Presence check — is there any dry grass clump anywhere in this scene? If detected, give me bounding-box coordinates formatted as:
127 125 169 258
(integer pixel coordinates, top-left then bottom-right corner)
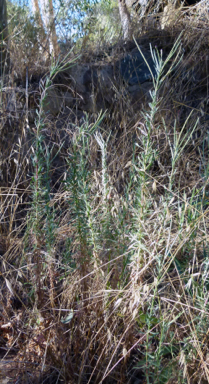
1 6 209 384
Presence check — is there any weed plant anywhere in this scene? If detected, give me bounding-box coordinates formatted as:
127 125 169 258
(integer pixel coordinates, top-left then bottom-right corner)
1 18 209 384
125 38 209 384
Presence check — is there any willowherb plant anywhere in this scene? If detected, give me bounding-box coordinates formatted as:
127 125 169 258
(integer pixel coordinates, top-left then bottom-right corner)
25 54 78 308
126 35 204 383
2 16 209 383
63 113 105 272
123 34 209 383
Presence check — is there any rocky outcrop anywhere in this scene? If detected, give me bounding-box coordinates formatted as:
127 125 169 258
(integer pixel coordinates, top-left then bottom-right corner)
40 43 154 118
1 41 155 125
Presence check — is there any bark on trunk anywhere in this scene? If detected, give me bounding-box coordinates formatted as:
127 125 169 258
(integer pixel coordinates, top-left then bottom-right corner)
31 0 45 32
0 0 9 76
31 0 49 52
118 0 132 40
41 0 60 56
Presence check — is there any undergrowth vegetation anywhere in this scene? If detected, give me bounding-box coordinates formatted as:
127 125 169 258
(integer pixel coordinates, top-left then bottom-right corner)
1 2 209 383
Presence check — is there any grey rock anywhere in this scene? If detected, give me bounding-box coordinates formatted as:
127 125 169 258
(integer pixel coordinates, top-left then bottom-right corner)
128 81 153 96
40 46 155 116
63 91 76 108
42 87 62 116
83 68 98 91
69 64 89 93
119 49 156 85
97 65 113 89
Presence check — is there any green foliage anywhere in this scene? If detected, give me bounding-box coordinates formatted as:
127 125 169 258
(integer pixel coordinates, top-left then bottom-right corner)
6 0 119 53
63 114 104 266
2 11 209 382
7 1 40 48
57 0 101 41
83 0 120 43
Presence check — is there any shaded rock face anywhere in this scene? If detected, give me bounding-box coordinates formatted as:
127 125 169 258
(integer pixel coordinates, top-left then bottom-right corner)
42 88 63 116
1 40 156 128
81 65 115 112
40 44 153 118
117 48 156 85
79 48 153 111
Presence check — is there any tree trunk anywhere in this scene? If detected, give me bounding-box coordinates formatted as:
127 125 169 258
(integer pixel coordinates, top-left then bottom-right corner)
31 0 49 53
0 0 9 76
31 0 45 32
41 0 60 56
32 0 59 57
118 0 132 40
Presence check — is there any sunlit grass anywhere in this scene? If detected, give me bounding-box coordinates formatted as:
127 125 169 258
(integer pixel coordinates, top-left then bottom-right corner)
1 11 209 384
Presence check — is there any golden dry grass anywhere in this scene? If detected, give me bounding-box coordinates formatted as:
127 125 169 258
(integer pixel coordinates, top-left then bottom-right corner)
1 3 209 383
